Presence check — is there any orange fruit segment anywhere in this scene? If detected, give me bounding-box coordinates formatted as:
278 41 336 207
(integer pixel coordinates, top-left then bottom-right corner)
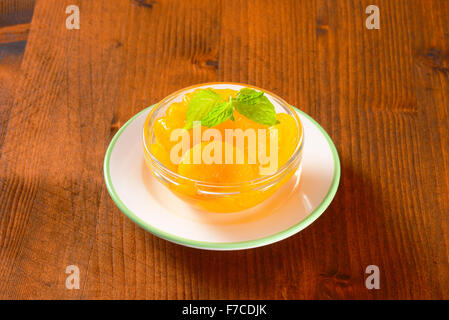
165 102 188 128
178 141 259 183
270 113 300 167
149 142 178 172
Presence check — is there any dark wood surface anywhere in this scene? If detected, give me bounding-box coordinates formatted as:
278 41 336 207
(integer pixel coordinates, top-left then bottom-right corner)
0 0 448 299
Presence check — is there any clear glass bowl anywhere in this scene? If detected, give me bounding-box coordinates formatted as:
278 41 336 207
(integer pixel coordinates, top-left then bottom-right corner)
143 83 304 213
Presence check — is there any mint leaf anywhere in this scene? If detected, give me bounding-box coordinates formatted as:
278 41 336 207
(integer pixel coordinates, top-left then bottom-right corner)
182 87 279 129
233 89 279 126
184 89 222 130
201 102 234 127
236 88 265 104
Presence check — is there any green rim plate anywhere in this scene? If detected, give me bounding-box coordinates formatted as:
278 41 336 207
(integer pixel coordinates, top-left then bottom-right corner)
103 105 341 250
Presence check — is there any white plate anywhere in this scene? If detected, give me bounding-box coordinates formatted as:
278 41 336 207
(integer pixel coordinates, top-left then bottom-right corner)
104 106 340 250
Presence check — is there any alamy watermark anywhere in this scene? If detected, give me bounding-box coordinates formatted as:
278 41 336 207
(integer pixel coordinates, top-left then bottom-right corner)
65 265 80 289
168 125 279 176
365 265 380 289
66 5 80 30
366 5 380 30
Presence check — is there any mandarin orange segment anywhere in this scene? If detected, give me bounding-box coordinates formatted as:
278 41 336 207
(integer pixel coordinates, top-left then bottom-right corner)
214 110 269 163
213 88 237 101
269 113 300 167
178 141 259 184
154 101 190 156
149 142 178 171
153 117 171 150
165 102 188 128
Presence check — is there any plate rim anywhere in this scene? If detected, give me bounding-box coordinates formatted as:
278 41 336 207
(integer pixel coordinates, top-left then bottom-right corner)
103 105 341 250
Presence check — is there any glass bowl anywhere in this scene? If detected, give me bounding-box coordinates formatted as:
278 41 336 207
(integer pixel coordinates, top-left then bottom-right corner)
143 82 304 213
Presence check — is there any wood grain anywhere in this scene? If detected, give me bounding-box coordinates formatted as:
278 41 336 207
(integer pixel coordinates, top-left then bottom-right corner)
0 0 35 162
0 0 36 27
0 0 448 299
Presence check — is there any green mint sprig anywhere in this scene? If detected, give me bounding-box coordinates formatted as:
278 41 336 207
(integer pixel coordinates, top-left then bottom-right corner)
183 88 279 129
200 101 235 127
232 89 280 126
184 89 222 130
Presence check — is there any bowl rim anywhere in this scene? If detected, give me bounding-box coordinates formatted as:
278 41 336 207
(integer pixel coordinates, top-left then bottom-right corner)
142 82 305 188
103 105 341 250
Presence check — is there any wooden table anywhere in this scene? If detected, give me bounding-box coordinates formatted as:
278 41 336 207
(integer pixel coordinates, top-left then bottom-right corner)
0 0 448 300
